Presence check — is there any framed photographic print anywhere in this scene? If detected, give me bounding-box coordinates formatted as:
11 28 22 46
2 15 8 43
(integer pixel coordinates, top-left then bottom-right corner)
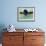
17 7 35 22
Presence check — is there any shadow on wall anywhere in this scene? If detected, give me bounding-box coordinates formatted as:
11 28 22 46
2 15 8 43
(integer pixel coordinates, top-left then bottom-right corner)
0 24 7 43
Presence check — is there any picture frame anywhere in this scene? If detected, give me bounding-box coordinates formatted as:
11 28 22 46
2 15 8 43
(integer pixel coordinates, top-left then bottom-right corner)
17 7 35 22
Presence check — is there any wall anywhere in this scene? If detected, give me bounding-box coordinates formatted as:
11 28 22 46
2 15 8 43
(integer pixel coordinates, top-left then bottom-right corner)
0 0 46 29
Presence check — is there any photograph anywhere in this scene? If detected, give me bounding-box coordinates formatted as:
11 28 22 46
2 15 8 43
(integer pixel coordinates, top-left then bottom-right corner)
17 7 35 22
